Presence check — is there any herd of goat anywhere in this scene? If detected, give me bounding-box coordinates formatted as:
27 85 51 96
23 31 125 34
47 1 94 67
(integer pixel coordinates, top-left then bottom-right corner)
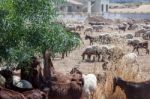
65 19 150 99
81 22 150 63
0 50 98 99
1 19 150 99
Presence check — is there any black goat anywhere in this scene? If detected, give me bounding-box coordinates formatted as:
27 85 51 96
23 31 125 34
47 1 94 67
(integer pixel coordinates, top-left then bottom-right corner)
128 40 149 55
113 77 150 99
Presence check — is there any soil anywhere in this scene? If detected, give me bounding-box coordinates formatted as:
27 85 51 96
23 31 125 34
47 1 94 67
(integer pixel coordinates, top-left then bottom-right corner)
53 26 150 81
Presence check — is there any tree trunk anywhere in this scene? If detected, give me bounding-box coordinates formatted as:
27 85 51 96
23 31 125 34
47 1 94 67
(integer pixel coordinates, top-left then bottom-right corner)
43 49 54 81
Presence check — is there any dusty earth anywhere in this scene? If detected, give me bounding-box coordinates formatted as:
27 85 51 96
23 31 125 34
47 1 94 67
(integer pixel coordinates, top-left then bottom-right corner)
53 26 150 81
109 4 150 13
50 21 150 99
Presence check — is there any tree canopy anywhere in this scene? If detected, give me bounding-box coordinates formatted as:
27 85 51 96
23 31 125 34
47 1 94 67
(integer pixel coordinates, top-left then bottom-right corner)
0 0 81 65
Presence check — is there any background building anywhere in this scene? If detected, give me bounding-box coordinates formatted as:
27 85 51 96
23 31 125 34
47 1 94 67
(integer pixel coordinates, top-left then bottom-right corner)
58 0 110 15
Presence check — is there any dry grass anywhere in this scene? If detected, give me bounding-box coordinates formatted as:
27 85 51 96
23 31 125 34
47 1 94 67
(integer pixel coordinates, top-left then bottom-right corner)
91 39 140 99
92 59 140 99
53 23 150 99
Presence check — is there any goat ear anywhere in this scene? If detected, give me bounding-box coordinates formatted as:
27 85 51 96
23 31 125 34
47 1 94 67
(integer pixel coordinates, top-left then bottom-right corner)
116 77 123 83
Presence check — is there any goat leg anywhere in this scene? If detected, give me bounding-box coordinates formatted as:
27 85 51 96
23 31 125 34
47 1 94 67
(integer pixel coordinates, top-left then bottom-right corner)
136 48 139 55
132 47 136 53
146 48 149 54
88 55 91 60
82 54 85 60
98 55 100 62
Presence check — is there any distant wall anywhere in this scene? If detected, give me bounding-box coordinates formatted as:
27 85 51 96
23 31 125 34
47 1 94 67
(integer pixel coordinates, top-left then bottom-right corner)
103 13 150 20
58 13 87 23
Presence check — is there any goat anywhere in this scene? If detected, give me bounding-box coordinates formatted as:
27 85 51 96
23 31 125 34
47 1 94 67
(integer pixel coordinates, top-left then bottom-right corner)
125 34 133 39
122 53 138 65
65 24 76 32
113 77 150 99
70 67 99 99
142 31 150 40
89 22 105 26
118 26 126 32
82 74 97 99
81 45 99 62
43 50 84 99
76 25 84 31
99 34 112 44
128 40 149 55
134 29 147 37
0 86 26 99
128 23 138 30
70 67 97 99
70 67 82 75
85 35 98 45
0 74 5 87
127 39 140 46
117 23 128 32
92 25 103 32
122 53 139 72
107 46 124 62
22 89 48 99
84 27 93 35
0 69 33 92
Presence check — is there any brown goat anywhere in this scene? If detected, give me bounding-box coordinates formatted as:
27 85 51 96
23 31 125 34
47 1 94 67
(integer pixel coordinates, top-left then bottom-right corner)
84 28 93 35
76 25 84 31
22 89 48 99
42 50 84 99
70 67 82 75
85 35 98 45
0 86 26 99
48 78 83 99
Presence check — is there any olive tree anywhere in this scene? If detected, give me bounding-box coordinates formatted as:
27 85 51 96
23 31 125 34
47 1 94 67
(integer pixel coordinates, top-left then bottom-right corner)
0 0 81 66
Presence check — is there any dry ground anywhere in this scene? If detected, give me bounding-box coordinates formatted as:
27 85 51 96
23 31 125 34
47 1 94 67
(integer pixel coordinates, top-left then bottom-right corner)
109 4 150 13
53 25 150 99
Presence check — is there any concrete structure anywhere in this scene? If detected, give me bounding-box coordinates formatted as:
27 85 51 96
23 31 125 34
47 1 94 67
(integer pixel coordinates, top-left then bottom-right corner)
91 0 109 14
99 0 109 14
57 0 110 23
58 0 83 13
58 0 110 15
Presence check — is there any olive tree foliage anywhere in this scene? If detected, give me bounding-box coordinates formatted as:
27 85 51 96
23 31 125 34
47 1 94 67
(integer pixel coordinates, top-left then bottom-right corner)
0 0 81 66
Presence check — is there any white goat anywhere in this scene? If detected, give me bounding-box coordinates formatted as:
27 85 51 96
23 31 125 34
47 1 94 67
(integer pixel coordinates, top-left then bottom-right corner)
122 53 139 71
122 53 138 65
82 74 97 99
12 69 21 85
12 69 32 88
0 74 6 87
